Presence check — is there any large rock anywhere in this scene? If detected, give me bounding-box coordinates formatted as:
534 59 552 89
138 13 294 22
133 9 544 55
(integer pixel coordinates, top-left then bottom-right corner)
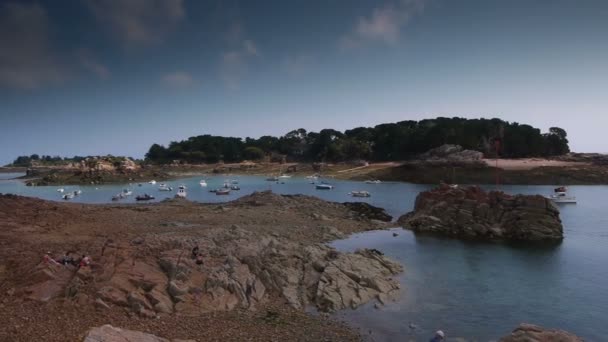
83 325 192 342
343 202 392 222
499 323 583 342
419 144 484 161
398 185 563 242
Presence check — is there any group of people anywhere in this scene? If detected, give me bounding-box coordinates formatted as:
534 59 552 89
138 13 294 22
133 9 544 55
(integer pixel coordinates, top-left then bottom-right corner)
43 251 91 268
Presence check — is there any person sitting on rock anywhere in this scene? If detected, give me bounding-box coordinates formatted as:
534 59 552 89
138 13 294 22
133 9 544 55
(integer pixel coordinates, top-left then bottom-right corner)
429 330 445 342
78 255 91 268
59 251 75 266
43 252 60 266
191 246 199 259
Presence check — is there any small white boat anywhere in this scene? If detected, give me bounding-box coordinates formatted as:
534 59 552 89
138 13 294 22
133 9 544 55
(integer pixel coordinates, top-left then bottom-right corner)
122 189 133 196
365 180 382 184
158 184 173 191
231 179 239 184
349 190 371 197
112 193 124 201
57 188 65 193
62 193 74 200
148 180 157 185
199 180 207 187
547 186 576 204
175 185 187 198
316 184 333 190
73 190 82 196
278 174 292 179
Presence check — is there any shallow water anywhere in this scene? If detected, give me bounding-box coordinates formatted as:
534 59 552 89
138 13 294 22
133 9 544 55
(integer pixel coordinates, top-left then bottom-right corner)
0 174 605 341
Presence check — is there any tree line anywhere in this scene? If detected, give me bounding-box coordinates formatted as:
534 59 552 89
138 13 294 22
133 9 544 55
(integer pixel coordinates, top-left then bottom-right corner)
144 117 570 164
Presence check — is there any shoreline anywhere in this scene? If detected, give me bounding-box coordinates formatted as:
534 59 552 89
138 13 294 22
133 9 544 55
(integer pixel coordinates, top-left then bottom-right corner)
4 158 608 186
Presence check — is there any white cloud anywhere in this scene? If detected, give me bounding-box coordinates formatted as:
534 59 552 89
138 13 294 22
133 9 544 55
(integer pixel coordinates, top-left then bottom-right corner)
341 0 427 49
0 3 66 89
86 0 185 45
220 39 260 89
79 51 110 80
162 71 194 87
282 54 315 76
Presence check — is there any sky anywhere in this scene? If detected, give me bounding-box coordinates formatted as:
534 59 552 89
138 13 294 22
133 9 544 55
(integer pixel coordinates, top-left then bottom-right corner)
1 0 607 164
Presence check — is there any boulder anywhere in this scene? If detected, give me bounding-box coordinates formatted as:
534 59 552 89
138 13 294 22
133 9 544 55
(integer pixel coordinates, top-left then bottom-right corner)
398 185 563 242
499 323 583 342
419 144 484 161
343 202 392 222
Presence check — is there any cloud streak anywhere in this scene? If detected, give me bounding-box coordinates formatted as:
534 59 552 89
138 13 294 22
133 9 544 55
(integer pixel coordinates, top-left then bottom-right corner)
86 0 185 45
162 71 194 87
341 0 427 49
220 39 260 89
0 2 66 89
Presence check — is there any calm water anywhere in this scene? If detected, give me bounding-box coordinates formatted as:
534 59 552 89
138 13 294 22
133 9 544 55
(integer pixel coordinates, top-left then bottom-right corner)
1 173 605 341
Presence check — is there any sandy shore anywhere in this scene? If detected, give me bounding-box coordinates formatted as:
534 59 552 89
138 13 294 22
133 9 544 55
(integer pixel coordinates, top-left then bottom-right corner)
483 158 589 170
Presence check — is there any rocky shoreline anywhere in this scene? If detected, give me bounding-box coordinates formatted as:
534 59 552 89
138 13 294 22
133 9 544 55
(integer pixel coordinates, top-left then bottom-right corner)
0 191 400 341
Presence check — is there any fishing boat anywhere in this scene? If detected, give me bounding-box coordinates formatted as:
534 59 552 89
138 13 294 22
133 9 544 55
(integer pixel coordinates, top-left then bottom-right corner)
364 180 381 184
349 190 371 197
548 186 576 204
136 194 155 201
199 180 207 187
122 189 133 196
216 189 230 195
73 190 82 196
148 180 157 184
230 185 240 191
158 184 173 191
62 193 74 200
57 188 65 193
316 184 333 190
175 185 187 198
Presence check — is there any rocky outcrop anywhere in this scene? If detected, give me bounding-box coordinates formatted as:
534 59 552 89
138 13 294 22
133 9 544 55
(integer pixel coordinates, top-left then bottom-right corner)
343 202 392 222
83 325 194 342
419 144 484 161
21 226 402 316
398 185 563 242
499 323 583 342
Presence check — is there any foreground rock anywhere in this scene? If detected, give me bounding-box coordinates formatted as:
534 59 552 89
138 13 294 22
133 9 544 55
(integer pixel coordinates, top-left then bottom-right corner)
84 325 193 342
499 323 583 342
398 185 563 242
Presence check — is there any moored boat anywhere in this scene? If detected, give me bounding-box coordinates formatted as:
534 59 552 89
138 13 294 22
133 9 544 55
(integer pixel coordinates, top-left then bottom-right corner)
122 189 133 196
57 188 65 193
266 176 279 181
199 180 207 187
62 193 74 200
216 189 230 195
135 194 155 201
316 184 333 190
548 186 576 204
158 184 173 191
175 185 187 198
230 185 240 190
364 180 381 184
148 180 157 185
349 190 371 197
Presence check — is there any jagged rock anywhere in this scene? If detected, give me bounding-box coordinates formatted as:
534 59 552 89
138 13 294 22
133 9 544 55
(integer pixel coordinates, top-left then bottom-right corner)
398 186 563 242
343 202 392 222
499 323 583 342
95 298 110 309
315 249 402 312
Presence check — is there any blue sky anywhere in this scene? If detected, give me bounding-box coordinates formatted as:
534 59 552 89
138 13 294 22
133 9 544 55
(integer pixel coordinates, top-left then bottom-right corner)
1 0 607 164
